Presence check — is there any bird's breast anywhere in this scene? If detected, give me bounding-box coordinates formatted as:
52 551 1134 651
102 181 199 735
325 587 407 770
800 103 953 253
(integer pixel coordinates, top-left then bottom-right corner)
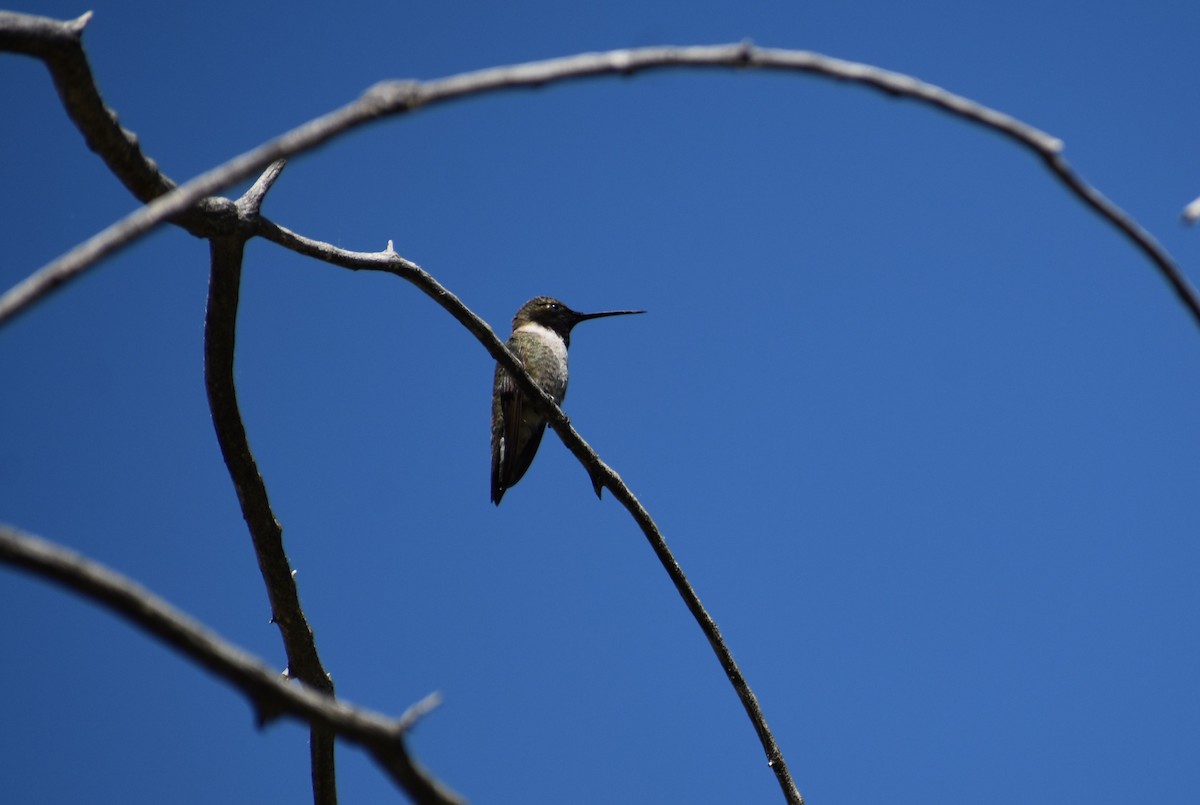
512 322 569 403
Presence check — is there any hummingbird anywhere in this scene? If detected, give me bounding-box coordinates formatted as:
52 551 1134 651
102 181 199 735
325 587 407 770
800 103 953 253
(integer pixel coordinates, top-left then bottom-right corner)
491 296 644 505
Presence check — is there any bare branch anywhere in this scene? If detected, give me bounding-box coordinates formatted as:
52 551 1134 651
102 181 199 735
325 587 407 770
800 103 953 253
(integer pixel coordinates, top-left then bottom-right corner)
0 11 232 236
205 174 338 803
0 523 465 804
4 28 1197 333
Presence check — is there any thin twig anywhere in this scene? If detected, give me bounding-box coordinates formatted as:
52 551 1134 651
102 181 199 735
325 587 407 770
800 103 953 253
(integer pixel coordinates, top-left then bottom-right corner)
0 523 464 805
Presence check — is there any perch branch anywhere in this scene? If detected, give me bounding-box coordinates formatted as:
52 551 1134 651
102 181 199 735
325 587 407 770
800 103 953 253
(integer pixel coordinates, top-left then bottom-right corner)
0 523 464 805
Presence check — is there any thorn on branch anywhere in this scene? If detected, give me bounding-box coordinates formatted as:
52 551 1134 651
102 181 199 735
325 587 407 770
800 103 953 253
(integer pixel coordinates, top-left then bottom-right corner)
1183 195 1200 225
588 468 605 500
395 691 444 734
254 699 286 729
66 10 92 35
237 159 287 219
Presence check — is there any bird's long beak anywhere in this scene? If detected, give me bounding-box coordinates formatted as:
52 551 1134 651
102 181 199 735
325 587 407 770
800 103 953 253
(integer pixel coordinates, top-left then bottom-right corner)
575 308 646 322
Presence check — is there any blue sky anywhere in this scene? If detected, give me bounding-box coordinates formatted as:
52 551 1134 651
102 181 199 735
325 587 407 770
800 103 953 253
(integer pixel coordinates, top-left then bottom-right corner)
3 1 1200 803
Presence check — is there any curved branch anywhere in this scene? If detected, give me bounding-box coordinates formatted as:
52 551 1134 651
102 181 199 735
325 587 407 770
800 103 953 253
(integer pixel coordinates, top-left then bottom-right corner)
1043 153 1200 325
0 523 464 805
3 30 1197 332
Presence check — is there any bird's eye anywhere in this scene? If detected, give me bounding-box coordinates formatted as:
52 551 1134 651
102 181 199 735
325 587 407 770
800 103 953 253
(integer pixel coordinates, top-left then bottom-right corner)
548 303 559 310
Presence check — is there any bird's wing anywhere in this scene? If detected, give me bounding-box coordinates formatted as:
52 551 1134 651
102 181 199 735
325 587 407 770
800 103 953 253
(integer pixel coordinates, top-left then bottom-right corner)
491 362 547 504
491 364 517 504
